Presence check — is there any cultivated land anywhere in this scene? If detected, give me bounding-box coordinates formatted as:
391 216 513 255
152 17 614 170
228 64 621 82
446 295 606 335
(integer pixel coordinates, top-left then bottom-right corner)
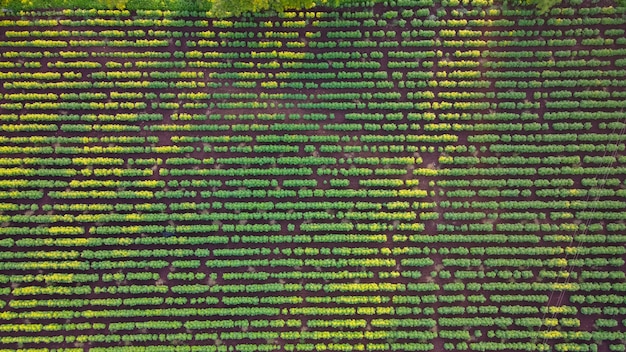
0 0 626 351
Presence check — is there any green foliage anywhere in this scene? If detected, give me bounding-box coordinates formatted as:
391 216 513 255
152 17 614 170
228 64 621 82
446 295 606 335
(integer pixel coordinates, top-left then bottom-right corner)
210 0 319 17
1 0 328 12
1 2 626 351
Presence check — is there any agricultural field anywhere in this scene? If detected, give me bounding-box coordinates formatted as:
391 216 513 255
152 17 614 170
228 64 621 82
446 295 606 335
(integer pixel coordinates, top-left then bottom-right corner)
0 0 626 351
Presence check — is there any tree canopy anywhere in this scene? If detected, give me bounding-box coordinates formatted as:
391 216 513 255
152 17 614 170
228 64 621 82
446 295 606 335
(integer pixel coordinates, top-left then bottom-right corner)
211 0 322 17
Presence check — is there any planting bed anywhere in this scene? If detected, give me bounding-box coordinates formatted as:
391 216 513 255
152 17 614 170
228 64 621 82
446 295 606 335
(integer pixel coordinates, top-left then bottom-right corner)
0 0 626 351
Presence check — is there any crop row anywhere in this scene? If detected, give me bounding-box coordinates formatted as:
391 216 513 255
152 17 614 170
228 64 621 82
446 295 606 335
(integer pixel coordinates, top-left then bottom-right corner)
1 1 625 351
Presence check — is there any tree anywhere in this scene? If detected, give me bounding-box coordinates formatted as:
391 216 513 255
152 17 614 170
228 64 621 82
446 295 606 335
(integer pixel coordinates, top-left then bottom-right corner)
100 0 129 9
507 0 562 14
211 0 321 17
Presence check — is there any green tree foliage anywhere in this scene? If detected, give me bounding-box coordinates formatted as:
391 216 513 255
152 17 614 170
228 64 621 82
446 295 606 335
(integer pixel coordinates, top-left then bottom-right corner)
508 0 562 14
211 0 321 17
